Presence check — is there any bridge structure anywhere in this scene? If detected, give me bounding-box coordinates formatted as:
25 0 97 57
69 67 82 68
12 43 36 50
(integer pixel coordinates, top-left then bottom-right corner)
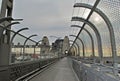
0 0 120 81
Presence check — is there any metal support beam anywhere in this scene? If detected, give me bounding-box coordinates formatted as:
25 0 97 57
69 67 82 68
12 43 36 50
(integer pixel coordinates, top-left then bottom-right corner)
70 40 79 56
4 22 20 29
10 27 29 63
10 27 29 43
72 17 103 64
23 34 37 61
70 45 77 56
71 0 100 49
0 22 20 38
74 2 118 74
71 25 95 61
70 35 85 58
0 18 13 68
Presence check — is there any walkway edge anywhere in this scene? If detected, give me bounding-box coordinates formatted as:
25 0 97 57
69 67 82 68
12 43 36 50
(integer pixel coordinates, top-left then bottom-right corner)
69 58 80 81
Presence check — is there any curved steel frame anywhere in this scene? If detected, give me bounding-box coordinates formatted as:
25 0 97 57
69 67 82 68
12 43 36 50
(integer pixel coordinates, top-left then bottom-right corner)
70 43 77 56
70 40 79 56
0 22 20 38
72 17 103 63
10 28 29 43
23 34 37 61
36 40 42 45
71 25 95 58
4 22 20 29
24 34 37 46
74 3 117 68
71 44 77 56
0 21 20 32
70 35 85 58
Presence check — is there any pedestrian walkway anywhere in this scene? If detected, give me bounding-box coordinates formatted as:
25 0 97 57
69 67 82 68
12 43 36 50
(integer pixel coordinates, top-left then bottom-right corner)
30 57 79 81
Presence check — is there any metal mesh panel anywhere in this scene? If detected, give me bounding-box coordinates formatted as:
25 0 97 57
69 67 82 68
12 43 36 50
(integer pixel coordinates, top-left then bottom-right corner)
72 0 120 64
25 40 36 56
74 44 78 55
76 39 83 56
97 0 120 57
89 12 112 57
71 7 90 36
79 31 92 57
11 32 26 45
10 31 37 63
71 21 81 36
84 24 98 57
73 8 91 19
78 33 85 57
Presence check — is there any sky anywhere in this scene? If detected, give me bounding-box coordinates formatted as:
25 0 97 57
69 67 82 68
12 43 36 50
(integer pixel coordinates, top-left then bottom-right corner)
12 0 75 44
1 0 120 56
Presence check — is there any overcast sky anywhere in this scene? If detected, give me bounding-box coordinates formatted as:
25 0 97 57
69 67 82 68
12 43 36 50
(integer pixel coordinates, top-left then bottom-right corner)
12 0 75 44
11 0 120 56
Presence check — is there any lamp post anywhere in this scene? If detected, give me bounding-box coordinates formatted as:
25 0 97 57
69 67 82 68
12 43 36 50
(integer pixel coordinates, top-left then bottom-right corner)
23 34 37 61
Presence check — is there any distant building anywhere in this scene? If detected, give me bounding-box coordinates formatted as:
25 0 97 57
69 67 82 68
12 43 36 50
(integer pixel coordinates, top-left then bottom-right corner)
62 36 70 54
51 36 70 54
52 39 63 54
40 36 50 55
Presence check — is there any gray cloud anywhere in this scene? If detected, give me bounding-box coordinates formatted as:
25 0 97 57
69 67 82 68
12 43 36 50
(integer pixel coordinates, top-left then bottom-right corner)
12 0 74 44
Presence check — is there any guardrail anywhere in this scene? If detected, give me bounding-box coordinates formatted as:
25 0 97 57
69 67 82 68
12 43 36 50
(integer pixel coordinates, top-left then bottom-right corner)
72 58 120 81
0 58 59 81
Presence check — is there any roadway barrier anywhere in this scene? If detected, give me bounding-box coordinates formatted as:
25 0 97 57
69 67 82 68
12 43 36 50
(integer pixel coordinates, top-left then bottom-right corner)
72 59 120 81
0 58 59 81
